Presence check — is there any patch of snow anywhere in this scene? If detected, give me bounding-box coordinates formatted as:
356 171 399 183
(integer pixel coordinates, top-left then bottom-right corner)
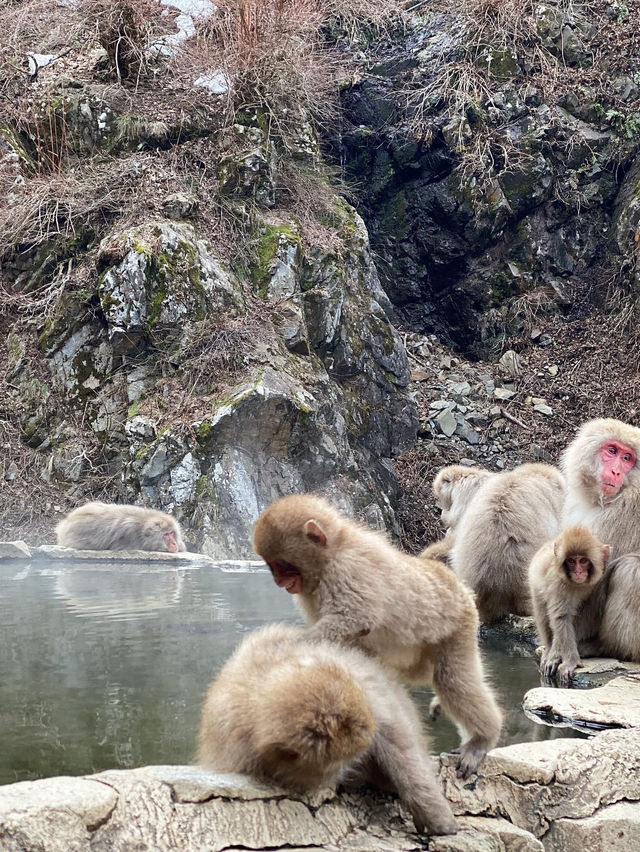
194 71 230 95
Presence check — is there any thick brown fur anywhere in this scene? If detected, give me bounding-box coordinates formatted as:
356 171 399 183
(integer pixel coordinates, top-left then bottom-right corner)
561 419 640 662
449 463 566 622
418 536 455 565
600 556 640 662
529 526 610 685
253 494 503 778
56 502 186 552
198 623 458 836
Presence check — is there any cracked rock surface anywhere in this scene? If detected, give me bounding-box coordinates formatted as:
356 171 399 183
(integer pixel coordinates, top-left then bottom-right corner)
440 729 640 845
0 766 542 852
1 732 639 851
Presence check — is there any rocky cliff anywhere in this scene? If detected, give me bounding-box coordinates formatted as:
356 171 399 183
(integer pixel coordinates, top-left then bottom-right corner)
2 0 640 553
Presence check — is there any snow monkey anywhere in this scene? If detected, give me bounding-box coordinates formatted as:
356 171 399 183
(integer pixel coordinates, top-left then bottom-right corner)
529 526 611 685
448 463 566 622
418 536 455 564
600 555 640 662
56 502 186 553
252 494 503 778
198 623 458 836
561 418 640 661
418 465 493 565
432 465 493 531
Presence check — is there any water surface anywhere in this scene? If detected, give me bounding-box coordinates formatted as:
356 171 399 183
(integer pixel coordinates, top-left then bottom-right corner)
0 559 581 785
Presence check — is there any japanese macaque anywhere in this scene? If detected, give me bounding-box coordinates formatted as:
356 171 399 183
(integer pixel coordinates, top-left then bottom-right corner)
562 418 640 555
253 494 503 778
561 419 640 661
198 623 458 836
600 556 640 662
432 465 493 531
418 536 455 564
418 466 493 567
529 526 611 685
449 463 566 622
56 502 186 553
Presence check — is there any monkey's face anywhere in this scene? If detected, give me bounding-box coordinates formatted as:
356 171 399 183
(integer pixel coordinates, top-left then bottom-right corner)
253 498 332 595
269 560 303 594
597 440 636 497
162 528 181 553
564 555 593 585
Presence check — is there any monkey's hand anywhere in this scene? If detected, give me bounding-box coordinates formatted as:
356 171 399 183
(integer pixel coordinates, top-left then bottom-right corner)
556 658 581 687
305 616 369 646
452 741 487 779
541 652 561 681
428 696 442 722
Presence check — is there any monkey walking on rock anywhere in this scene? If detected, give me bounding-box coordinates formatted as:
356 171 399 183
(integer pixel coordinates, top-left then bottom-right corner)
253 493 503 778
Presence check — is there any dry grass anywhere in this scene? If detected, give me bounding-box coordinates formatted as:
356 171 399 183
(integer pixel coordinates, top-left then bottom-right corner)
179 0 338 144
405 0 640 181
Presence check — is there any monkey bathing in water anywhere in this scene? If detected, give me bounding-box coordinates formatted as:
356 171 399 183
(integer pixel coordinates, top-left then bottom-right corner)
252 493 503 778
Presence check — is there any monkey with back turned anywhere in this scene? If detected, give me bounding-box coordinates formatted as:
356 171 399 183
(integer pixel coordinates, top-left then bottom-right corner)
198 622 458 836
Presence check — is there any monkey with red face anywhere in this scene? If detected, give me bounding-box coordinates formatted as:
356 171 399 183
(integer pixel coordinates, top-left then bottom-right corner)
561 419 640 661
562 419 640 551
56 502 186 553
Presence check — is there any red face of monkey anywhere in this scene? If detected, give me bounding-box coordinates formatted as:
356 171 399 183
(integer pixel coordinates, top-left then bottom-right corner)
163 530 180 553
598 441 636 497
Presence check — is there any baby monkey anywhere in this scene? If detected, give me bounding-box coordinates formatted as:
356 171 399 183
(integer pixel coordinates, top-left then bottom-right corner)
198 623 457 836
529 525 610 686
253 494 503 778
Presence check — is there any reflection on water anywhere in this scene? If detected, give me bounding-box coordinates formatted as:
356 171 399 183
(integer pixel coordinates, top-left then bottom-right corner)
0 559 582 785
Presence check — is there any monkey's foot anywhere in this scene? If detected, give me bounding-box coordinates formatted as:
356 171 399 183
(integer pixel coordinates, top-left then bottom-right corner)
451 742 487 778
428 696 441 722
412 807 458 836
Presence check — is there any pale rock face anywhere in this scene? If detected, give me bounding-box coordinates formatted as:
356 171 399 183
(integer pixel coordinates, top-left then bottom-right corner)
1 732 638 852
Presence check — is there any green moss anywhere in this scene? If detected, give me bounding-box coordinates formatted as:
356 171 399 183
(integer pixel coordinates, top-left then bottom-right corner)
235 107 270 133
196 421 213 441
500 169 537 206
0 123 36 169
476 45 519 81
380 192 410 240
127 401 142 418
251 223 303 293
195 475 216 499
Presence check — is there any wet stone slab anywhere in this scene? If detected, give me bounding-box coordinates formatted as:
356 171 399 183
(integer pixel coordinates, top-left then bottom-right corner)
523 674 640 731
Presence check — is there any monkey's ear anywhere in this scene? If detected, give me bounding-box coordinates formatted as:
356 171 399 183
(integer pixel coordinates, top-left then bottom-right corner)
304 519 327 547
602 544 611 561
